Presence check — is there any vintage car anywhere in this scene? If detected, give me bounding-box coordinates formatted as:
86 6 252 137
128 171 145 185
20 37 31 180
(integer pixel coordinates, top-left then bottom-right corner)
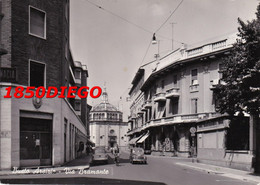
91 146 108 164
129 147 147 164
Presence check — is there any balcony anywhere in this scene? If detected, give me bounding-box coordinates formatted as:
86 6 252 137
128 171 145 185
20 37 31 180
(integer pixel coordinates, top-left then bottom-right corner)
137 108 144 115
140 112 220 130
165 88 180 98
190 84 199 93
154 92 166 102
0 67 17 82
210 79 219 90
141 103 146 111
128 115 136 122
210 79 226 90
143 100 152 109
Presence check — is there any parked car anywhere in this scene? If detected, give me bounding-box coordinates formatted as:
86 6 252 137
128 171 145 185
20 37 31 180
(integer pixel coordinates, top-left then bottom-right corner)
91 147 108 164
144 149 151 155
129 147 147 164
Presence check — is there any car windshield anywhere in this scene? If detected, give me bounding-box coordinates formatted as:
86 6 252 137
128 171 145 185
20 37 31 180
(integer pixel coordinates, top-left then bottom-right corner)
95 148 105 153
133 148 144 154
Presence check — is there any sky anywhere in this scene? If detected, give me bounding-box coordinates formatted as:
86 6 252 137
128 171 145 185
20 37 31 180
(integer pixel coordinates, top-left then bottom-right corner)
70 0 259 121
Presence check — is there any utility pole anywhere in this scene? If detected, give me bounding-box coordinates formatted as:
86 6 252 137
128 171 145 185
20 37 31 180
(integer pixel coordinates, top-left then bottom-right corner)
170 22 177 50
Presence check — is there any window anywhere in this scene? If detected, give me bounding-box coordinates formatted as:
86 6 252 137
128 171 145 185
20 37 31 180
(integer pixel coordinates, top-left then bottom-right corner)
29 60 45 87
173 75 177 87
191 98 198 114
219 63 224 79
157 103 166 119
170 99 178 115
29 6 46 39
74 69 81 79
191 69 198 85
161 80 165 90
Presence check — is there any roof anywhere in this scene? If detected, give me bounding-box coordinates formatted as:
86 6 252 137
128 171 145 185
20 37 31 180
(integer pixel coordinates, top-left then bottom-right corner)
140 34 237 91
92 102 119 112
91 88 120 112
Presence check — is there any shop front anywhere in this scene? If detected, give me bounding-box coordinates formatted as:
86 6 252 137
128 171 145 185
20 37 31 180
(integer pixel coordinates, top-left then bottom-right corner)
20 113 53 167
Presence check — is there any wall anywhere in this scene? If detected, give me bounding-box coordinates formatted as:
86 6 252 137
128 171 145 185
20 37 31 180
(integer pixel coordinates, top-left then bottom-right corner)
197 118 253 171
0 84 87 169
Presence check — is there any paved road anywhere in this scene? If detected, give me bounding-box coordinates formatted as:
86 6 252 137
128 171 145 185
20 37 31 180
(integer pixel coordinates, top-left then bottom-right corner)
0 151 257 185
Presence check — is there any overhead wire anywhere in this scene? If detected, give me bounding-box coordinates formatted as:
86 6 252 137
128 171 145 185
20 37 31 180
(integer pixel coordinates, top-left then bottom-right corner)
85 0 183 43
154 0 184 33
84 0 185 98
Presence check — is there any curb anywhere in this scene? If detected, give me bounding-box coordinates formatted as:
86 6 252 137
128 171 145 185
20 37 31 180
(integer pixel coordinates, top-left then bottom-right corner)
176 162 260 184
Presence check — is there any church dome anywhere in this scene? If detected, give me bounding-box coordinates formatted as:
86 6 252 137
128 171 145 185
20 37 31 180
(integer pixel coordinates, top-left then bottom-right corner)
91 88 120 113
92 102 118 112
90 88 123 122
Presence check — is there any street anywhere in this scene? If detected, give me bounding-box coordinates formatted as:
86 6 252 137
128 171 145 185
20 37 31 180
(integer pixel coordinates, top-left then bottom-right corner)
0 151 257 185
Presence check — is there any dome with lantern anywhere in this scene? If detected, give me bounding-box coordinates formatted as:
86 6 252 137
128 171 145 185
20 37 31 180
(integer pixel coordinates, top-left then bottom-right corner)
90 88 122 122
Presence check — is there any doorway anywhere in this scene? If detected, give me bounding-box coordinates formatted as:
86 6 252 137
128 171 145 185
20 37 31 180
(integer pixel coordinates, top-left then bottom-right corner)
20 117 52 167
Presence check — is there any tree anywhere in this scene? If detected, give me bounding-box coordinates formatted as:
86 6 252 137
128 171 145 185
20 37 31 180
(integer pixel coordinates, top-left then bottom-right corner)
215 3 260 172
215 4 260 115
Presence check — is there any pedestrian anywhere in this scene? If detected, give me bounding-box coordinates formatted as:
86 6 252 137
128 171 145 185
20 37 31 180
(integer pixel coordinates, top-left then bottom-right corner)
112 144 120 166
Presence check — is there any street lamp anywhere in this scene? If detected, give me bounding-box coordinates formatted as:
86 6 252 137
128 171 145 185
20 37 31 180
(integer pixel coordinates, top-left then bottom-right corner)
152 33 157 45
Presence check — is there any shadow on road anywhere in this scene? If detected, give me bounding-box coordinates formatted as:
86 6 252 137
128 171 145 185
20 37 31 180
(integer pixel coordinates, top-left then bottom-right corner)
90 155 131 167
0 177 166 185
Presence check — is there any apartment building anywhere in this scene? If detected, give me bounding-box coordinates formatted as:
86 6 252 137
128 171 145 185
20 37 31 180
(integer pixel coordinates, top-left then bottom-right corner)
0 0 90 170
128 34 254 171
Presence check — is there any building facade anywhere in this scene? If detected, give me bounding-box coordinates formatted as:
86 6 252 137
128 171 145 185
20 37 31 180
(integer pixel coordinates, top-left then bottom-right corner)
89 89 128 150
128 34 255 171
0 0 90 170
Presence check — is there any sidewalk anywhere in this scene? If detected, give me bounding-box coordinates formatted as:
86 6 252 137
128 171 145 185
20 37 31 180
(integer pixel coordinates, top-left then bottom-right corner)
175 161 260 184
0 154 92 176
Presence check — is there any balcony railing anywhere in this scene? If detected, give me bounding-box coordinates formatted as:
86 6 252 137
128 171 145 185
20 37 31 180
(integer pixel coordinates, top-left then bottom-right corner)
187 47 203 57
210 79 219 90
141 112 220 130
137 108 144 115
212 40 226 50
154 92 166 102
90 117 122 122
0 67 17 82
190 84 199 92
210 79 226 90
165 87 180 98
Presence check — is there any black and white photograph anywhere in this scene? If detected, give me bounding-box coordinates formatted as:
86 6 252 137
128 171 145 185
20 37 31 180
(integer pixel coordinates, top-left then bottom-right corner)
0 0 260 184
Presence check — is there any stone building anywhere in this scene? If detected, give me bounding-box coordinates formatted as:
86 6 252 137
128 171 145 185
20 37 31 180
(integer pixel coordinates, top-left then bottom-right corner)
128 34 255 171
89 88 128 150
0 0 90 170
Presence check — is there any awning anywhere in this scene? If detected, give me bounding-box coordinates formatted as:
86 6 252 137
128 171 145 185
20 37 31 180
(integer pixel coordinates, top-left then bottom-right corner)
128 134 144 145
87 139 95 146
137 132 150 143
